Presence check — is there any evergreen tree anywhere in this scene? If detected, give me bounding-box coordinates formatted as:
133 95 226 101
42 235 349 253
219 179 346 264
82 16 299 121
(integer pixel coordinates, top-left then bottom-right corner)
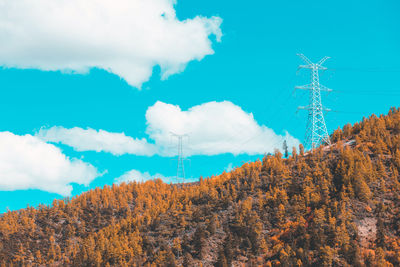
216 248 228 267
283 140 289 158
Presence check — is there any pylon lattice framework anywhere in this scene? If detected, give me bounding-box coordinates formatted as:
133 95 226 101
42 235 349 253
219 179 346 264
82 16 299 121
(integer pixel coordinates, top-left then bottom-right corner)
171 133 189 183
295 53 332 150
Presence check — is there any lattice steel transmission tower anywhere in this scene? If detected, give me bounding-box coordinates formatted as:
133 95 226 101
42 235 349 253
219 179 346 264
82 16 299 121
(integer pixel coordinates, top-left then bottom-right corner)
295 53 332 150
171 133 189 183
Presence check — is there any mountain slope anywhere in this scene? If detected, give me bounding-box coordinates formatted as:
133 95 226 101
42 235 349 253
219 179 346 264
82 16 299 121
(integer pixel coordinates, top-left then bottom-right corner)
1 107 400 266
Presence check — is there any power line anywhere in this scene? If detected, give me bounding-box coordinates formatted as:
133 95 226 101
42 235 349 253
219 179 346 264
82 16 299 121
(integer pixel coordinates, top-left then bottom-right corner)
328 110 366 115
329 67 400 73
295 53 332 150
334 89 400 96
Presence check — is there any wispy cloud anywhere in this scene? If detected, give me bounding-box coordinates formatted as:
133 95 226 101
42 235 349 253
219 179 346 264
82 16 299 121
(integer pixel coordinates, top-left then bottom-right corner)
37 127 157 156
0 0 222 88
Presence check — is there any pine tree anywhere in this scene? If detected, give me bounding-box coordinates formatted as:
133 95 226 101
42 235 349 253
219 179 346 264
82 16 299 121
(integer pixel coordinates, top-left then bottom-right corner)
165 250 177 267
183 253 194 267
224 233 234 265
192 224 206 258
216 248 228 267
299 144 305 156
376 217 386 249
283 140 289 158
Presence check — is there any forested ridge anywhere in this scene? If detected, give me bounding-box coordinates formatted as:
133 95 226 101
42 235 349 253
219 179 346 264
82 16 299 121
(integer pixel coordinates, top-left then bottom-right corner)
1 107 400 266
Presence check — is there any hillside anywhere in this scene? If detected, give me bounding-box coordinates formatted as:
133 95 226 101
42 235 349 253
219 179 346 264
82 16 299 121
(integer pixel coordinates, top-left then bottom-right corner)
1 107 400 266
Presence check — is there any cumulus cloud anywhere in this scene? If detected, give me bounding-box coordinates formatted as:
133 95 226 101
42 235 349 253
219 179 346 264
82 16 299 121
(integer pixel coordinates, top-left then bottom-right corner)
0 0 222 87
115 169 165 184
146 101 300 156
0 132 100 196
37 127 157 156
38 101 299 157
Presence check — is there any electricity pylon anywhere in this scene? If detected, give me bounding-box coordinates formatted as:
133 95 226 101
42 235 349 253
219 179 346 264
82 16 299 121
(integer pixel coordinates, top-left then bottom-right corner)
170 133 189 183
295 53 332 150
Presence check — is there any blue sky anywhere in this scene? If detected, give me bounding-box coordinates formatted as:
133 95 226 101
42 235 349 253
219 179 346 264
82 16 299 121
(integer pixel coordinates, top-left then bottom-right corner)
0 0 399 212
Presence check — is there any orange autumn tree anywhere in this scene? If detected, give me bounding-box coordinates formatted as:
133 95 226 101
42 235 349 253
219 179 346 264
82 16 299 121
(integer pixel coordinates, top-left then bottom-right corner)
0 107 399 266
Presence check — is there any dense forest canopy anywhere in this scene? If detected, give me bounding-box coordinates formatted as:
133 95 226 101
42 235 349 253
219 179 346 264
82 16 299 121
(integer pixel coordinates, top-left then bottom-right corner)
1 107 400 266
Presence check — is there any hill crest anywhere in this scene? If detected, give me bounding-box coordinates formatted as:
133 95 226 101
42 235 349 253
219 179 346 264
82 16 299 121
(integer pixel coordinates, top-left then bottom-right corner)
1 107 400 266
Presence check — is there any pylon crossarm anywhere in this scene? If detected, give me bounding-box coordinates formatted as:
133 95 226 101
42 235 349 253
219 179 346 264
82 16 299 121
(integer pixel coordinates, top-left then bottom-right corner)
297 53 313 65
294 84 312 90
320 84 332 92
316 65 328 71
298 64 313 69
297 105 310 111
317 56 330 66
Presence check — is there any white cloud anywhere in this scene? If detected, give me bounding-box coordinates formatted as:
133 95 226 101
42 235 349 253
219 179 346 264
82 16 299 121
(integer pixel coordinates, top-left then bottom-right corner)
115 169 197 184
0 0 222 88
146 101 300 156
37 126 157 156
115 169 165 184
0 132 100 196
37 101 299 157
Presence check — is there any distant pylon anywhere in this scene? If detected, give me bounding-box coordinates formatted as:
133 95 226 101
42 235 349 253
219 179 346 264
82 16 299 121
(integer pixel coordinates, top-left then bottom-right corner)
295 53 332 150
170 133 189 183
